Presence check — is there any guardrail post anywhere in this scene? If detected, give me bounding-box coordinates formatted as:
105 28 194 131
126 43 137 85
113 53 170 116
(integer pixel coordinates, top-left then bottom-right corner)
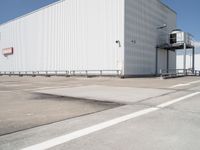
160 69 162 77
100 70 103 76
70 71 74 76
116 70 119 76
192 47 195 74
45 71 48 77
86 70 88 77
65 71 69 77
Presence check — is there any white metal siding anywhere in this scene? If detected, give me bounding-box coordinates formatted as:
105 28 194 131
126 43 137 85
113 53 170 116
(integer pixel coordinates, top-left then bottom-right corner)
177 52 200 70
168 51 176 69
157 49 167 72
0 0 124 72
124 0 176 75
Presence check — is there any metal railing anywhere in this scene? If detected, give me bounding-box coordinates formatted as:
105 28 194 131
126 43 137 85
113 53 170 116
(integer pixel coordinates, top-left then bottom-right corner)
160 69 200 79
0 70 122 77
157 33 194 49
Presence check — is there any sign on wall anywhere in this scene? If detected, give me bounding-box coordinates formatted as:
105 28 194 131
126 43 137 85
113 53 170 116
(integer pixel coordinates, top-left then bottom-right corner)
2 47 14 56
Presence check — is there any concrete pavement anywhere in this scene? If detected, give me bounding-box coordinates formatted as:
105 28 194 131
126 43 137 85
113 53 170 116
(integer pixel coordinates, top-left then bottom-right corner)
0 76 200 150
36 85 173 104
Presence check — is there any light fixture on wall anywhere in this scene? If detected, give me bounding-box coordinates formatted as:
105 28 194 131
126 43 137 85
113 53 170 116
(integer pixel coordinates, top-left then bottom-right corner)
157 24 167 29
116 40 121 47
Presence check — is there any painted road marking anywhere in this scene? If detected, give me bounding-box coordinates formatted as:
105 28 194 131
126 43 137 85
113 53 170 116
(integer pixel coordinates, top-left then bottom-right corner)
170 83 190 88
21 92 200 150
157 92 200 108
170 80 200 88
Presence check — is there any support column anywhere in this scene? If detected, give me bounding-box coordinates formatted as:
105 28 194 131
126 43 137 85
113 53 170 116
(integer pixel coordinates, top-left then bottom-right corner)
192 47 195 74
167 49 169 73
155 47 158 75
183 43 187 75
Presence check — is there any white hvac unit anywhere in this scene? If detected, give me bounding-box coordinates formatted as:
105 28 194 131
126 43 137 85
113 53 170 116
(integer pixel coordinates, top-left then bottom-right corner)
170 29 192 46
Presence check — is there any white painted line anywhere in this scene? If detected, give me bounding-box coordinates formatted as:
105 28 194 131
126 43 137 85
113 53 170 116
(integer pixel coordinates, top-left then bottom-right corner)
170 83 190 88
21 108 159 150
170 80 200 88
21 92 200 150
158 92 200 108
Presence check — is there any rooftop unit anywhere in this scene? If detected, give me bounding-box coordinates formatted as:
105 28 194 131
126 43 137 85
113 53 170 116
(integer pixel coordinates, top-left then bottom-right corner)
157 29 194 50
170 29 193 47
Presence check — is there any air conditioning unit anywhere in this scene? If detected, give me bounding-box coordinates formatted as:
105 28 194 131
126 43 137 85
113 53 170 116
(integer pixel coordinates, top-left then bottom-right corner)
170 29 192 46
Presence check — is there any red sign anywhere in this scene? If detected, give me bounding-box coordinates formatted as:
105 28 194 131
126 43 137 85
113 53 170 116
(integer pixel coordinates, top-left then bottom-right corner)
2 47 14 56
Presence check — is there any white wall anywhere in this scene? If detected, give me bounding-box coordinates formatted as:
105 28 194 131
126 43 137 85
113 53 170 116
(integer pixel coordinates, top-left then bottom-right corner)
177 52 200 70
168 51 176 69
124 0 176 75
0 0 177 76
0 0 124 72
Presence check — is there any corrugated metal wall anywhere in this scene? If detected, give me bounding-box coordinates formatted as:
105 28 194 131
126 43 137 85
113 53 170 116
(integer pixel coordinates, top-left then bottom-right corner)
177 52 200 70
0 0 177 76
124 0 176 75
0 0 124 73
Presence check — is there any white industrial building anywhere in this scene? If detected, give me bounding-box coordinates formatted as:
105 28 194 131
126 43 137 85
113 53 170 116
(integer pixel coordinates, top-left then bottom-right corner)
0 0 177 77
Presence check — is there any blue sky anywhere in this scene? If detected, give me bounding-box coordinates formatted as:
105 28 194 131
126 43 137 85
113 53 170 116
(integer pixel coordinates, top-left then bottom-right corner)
0 0 59 23
0 0 199 41
162 0 200 41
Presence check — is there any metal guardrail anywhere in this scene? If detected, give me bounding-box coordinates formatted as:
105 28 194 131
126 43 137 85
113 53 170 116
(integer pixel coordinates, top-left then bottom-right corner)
160 69 200 79
0 70 122 77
